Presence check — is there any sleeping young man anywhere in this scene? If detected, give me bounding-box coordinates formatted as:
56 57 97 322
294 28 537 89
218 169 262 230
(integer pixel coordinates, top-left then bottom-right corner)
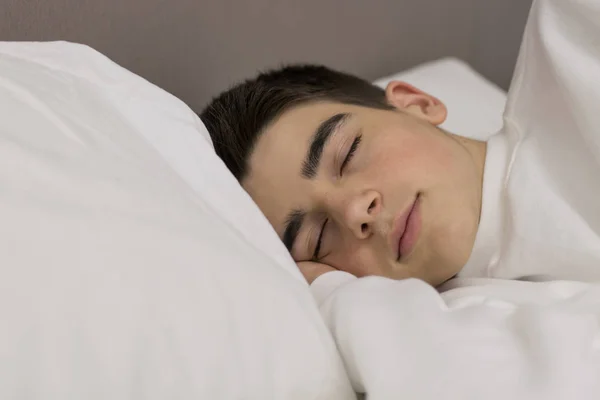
202 0 600 397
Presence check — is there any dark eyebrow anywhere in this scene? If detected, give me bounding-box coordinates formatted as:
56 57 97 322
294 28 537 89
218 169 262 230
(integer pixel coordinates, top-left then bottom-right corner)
301 113 349 179
282 209 306 252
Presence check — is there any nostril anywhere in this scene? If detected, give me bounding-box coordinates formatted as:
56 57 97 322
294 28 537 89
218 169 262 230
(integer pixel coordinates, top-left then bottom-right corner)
361 223 368 233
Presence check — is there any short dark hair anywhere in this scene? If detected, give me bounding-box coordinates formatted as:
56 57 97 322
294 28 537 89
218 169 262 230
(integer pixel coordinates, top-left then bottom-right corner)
200 65 393 181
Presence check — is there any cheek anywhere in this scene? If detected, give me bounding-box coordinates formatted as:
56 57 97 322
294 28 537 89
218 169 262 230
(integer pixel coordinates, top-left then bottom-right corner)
367 133 454 185
406 134 457 169
427 212 477 268
404 138 466 190
329 243 387 277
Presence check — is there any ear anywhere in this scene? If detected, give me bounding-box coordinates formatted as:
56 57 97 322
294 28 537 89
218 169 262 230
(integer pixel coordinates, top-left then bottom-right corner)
385 81 447 125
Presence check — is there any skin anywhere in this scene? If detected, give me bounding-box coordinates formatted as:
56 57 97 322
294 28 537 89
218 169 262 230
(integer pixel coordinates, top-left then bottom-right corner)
243 81 487 286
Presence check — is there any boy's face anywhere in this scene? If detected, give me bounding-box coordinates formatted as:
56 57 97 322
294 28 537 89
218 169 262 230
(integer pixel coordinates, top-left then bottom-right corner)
243 82 485 286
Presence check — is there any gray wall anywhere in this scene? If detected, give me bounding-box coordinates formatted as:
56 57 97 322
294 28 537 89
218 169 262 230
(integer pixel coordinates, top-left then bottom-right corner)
1 0 532 112
471 0 534 89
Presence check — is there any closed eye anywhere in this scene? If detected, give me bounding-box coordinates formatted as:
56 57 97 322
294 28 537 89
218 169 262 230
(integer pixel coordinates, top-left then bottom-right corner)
312 218 329 261
340 134 362 175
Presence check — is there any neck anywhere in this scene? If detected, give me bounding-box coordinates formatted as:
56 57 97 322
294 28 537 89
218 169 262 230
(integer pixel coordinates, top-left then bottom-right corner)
449 133 487 222
460 136 487 176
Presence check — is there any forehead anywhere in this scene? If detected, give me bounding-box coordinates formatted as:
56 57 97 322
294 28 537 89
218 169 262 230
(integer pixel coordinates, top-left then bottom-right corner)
242 101 349 234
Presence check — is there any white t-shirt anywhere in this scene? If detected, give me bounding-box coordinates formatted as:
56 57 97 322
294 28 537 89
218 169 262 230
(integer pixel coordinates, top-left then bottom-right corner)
310 0 600 398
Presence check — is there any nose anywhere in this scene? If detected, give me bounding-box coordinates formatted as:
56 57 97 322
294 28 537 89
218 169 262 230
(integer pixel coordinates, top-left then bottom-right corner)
340 190 382 239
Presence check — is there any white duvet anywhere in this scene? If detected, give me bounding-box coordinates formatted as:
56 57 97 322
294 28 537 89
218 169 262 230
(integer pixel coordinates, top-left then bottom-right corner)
315 274 600 399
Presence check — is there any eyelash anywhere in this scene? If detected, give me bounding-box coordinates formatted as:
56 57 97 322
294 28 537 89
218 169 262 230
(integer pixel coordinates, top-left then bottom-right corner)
312 218 328 261
340 134 362 175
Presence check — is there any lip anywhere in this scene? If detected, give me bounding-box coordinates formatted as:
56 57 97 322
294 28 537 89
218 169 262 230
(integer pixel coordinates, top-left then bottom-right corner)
390 193 422 261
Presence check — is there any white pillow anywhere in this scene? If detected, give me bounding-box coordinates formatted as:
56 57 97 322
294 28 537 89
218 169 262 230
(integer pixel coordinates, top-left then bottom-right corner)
374 58 507 141
0 42 354 400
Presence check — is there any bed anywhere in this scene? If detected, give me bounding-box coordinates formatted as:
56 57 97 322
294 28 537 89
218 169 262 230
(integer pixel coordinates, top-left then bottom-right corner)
0 1 534 399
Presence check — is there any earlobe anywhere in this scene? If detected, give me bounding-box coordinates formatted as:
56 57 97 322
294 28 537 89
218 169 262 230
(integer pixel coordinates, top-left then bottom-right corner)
385 81 447 126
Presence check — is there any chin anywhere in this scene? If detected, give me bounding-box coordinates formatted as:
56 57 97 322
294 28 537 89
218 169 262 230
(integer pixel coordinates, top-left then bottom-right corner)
408 247 463 286
429 268 460 287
